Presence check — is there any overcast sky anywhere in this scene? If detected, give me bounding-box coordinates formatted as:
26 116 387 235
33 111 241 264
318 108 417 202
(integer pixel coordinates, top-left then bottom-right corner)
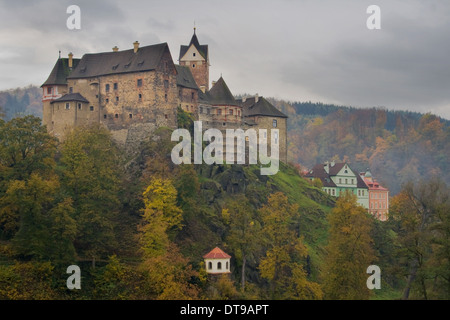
0 0 449 119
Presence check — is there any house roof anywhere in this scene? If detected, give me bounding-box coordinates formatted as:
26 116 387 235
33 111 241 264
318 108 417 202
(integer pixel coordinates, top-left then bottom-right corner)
50 93 89 104
67 43 169 79
304 163 337 187
203 247 231 259
175 65 199 90
239 96 288 119
207 77 239 106
179 31 208 61
41 57 80 87
305 162 368 189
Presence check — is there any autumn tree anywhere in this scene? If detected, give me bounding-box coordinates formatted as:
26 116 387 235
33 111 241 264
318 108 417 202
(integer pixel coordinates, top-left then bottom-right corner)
390 177 450 300
258 192 322 299
138 177 198 299
222 195 260 291
322 192 375 300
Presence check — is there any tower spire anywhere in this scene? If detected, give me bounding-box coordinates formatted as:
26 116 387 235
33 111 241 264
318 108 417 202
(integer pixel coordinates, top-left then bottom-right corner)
194 20 196 34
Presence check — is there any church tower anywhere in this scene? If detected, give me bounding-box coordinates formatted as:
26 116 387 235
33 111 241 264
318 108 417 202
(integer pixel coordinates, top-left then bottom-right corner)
179 28 209 92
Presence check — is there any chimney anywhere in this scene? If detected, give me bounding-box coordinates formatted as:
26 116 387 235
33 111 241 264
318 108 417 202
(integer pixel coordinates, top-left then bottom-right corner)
68 52 73 69
133 41 140 53
324 161 329 174
255 93 259 103
242 97 247 103
200 86 206 93
211 80 217 87
112 46 119 52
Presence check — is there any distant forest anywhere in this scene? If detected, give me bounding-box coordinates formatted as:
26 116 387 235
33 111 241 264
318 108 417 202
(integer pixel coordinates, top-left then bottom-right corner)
1 86 448 195
270 99 450 195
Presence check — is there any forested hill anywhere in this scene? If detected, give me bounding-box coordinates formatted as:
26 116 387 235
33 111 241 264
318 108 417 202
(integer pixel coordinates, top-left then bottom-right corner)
269 99 450 195
0 86 42 120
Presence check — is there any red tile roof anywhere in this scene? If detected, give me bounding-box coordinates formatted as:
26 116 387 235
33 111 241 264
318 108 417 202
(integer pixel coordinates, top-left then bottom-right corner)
203 247 231 259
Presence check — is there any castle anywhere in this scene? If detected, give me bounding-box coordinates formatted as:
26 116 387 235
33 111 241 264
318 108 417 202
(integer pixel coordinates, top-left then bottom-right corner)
41 29 288 163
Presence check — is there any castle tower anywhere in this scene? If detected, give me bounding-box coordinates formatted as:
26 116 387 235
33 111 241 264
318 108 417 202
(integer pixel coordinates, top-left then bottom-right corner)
179 28 209 91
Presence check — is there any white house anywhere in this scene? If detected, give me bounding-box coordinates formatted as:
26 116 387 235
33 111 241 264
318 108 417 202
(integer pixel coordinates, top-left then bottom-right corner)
203 247 231 274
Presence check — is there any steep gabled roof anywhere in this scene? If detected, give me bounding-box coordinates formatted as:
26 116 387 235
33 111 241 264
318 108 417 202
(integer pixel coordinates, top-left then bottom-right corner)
305 163 337 187
179 31 208 61
50 93 89 104
208 77 239 106
67 43 169 79
175 65 199 90
203 247 231 259
240 96 288 118
41 57 80 87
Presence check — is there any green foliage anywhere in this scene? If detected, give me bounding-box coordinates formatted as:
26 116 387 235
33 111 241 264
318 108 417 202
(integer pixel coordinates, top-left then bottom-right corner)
258 192 323 300
59 125 122 264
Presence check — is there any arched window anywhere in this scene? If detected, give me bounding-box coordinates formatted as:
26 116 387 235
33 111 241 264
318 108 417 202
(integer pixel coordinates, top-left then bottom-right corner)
217 262 222 270
208 262 212 270
226 262 229 270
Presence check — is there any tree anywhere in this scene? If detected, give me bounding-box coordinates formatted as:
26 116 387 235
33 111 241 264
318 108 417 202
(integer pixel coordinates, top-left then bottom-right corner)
0 115 57 182
222 195 260 291
390 177 450 300
59 125 122 266
0 173 76 264
322 192 375 300
258 192 322 299
138 178 198 299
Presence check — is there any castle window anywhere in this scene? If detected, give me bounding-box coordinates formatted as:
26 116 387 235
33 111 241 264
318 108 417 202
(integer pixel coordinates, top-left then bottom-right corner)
191 92 195 101
208 262 212 270
164 80 169 89
192 64 195 68
137 79 142 87
103 114 107 119
47 87 52 94
222 122 226 127
113 83 118 90
115 114 119 118
229 109 233 115
273 119 277 128
165 94 168 102
78 103 82 110
129 114 132 119
339 178 342 184
90 106 94 111
65 103 70 110
106 98 109 103
193 52 196 57
345 178 348 184
116 96 119 102
217 262 222 270
165 114 168 119
199 107 203 114
69 87 73 94
106 84 110 92
139 93 142 100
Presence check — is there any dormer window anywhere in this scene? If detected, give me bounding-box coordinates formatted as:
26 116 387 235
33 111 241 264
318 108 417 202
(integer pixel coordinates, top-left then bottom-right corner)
47 87 52 94
193 52 196 57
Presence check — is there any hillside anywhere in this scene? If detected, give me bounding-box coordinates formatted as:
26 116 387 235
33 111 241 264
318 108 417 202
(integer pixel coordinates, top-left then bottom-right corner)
269 99 450 195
